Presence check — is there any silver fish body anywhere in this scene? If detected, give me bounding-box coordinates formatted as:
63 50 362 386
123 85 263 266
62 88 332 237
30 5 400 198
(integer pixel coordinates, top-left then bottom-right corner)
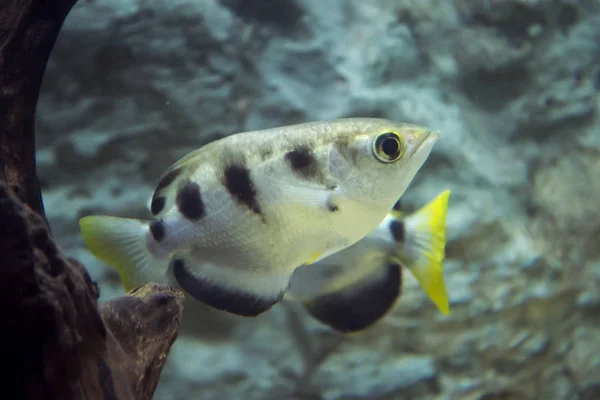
80 118 438 316
287 190 451 332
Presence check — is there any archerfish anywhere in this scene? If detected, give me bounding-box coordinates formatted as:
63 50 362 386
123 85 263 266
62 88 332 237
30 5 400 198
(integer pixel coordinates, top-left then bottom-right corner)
79 118 439 317
286 190 451 332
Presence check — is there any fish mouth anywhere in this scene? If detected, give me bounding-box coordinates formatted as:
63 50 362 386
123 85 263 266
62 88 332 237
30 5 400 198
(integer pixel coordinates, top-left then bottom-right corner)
381 128 438 204
411 129 439 158
403 129 438 178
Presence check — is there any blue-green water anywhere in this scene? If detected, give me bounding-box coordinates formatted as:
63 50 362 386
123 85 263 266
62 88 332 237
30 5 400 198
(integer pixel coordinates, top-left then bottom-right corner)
37 1 600 399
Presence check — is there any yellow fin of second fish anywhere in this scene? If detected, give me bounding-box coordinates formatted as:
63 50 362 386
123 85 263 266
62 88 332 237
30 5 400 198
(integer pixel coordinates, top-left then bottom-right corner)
401 190 451 315
79 215 156 292
306 251 324 265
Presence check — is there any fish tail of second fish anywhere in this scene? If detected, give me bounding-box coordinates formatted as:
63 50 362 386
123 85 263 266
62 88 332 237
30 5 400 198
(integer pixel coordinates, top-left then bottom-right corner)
392 189 451 315
79 215 164 292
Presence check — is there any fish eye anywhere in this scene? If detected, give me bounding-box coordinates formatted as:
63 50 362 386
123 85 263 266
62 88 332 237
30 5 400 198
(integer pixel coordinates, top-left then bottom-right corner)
373 132 405 163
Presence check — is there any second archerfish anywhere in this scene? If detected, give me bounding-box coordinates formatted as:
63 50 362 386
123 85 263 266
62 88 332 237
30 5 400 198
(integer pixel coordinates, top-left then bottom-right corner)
287 190 451 333
80 118 438 316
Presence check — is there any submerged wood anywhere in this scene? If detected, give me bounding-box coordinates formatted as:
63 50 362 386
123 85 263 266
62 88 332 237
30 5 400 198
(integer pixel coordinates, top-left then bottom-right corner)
0 1 184 399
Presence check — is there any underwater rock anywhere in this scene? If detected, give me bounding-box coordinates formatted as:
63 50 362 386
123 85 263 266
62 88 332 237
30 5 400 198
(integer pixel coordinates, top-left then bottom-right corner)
539 366 577 400
0 0 184 398
313 350 438 400
219 0 306 35
577 290 600 319
580 383 600 400
566 326 600 395
530 148 600 235
516 15 599 133
157 339 247 395
0 181 184 399
476 390 531 400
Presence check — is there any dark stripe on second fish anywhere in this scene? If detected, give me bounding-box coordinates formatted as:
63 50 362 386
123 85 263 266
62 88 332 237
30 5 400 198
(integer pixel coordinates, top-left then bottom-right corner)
303 263 402 332
390 219 405 242
172 259 282 316
176 181 205 221
285 146 320 180
222 163 262 216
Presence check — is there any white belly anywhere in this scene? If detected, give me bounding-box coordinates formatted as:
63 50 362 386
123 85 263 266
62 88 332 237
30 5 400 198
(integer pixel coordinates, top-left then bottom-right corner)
187 200 347 274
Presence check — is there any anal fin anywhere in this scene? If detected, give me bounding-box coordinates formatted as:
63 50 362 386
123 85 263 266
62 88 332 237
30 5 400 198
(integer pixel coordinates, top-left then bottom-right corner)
303 263 402 333
170 256 292 317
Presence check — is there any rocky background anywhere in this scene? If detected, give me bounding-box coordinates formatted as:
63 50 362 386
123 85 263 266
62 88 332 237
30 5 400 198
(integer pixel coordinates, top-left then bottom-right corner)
36 0 600 399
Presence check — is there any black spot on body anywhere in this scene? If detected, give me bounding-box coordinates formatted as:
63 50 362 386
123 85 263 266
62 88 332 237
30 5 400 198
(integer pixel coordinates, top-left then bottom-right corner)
327 202 339 212
390 219 405 242
176 181 205 221
149 220 166 242
305 264 402 332
335 135 352 147
392 199 402 212
172 259 282 316
150 196 166 215
222 164 262 215
285 146 320 179
150 168 181 215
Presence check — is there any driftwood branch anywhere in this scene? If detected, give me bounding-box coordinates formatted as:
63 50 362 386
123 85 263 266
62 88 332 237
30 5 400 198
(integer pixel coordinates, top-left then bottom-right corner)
0 1 185 399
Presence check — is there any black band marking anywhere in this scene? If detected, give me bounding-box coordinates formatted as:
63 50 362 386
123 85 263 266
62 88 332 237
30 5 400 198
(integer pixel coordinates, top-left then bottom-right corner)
150 196 166 216
390 219 405 242
222 163 262 216
176 181 205 221
304 263 402 332
285 146 320 180
172 259 282 316
150 168 181 215
155 168 181 192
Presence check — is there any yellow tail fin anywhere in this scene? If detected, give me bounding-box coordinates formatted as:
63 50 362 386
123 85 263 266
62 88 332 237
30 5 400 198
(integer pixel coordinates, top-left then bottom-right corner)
398 190 451 315
79 215 159 291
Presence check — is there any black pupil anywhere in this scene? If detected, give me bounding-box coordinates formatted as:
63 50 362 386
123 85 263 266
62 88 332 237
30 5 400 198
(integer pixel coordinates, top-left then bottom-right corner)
381 137 399 157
